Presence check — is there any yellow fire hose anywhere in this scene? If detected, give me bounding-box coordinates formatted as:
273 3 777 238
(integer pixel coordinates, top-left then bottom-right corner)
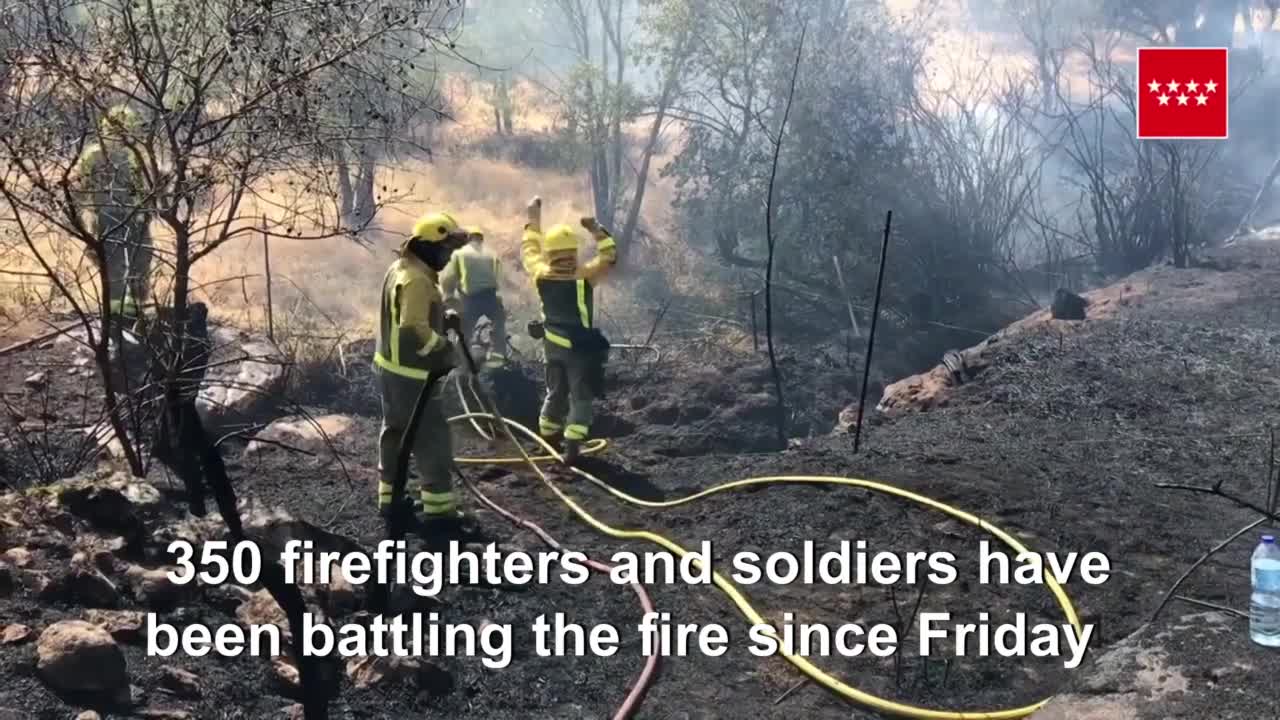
444 407 1081 720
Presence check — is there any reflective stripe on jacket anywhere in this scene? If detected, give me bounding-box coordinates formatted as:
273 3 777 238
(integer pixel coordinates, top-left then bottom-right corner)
537 277 593 348
442 244 501 296
78 142 145 212
519 226 617 349
374 252 450 379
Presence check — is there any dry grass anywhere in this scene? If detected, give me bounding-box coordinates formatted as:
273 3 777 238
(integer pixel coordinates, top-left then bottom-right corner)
0 72 702 372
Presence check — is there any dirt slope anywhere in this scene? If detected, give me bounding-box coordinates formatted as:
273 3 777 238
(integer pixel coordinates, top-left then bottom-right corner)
5 233 1280 718
878 231 1280 416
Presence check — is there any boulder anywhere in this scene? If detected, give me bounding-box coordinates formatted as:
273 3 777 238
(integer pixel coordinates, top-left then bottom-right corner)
1051 288 1089 320
84 609 147 643
196 325 286 435
236 589 289 634
55 470 161 508
271 655 301 694
124 565 195 611
1 624 33 645
2 547 33 568
59 484 139 535
36 620 129 693
46 561 121 608
245 414 354 455
80 420 127 460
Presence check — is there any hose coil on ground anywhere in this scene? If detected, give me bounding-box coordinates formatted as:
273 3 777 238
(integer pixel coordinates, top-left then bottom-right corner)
449 367 1080 719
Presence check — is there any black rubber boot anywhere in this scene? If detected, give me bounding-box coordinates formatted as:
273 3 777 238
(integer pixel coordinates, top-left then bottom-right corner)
379 496 421 524
420 510 486 543
562 439 581 467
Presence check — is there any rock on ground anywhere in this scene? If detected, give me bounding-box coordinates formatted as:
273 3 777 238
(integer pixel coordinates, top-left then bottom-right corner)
36 620 129 693
59 483 140 535
84 609 146 643
196 325 286 435
245 414 354 455
3 547 32 568
159 666 202 699
1036 611 1280 719
0 624 33 645
1051 288 1089 320
46 560 120 608
236 589 289 634
124 564 195 610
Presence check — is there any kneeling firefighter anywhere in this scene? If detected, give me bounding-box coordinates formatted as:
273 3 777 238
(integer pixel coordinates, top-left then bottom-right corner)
373 211 473 528
520 196 617 464
440 226 508 368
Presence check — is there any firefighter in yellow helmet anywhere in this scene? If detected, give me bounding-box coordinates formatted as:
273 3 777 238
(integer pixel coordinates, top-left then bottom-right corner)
520 197 618 465
76 104 152 321
440 226 508 368
373 211 472 528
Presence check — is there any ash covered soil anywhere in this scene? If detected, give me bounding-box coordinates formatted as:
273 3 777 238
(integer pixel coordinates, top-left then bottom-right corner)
5 236 1280 718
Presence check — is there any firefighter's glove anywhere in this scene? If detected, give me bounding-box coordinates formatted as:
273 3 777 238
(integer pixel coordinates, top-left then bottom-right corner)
443 309 462 335
580 216 610 239
526 196 542 229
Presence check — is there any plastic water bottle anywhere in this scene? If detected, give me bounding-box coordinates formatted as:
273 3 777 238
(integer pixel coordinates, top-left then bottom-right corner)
1251 534 1280 647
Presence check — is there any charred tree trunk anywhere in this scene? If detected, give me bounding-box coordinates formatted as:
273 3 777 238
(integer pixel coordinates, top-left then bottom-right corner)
762 27 805 451
619 32 687 262
167 392 332 718
92 257 146 477
589 100 612 227
351 145 376 228
1181 0 1236 46
1201 0 1238 48
1233 153 1280 238
607 0 624 227
150 299 332 719
334 146 354 226
495 74 514 134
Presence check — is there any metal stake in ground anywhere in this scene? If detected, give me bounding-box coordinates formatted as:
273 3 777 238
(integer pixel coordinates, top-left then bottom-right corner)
743 290 758 352
262 216 274 341
854 210 892 454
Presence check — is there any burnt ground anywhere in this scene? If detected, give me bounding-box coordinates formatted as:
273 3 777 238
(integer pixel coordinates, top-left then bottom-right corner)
4 235 1280 718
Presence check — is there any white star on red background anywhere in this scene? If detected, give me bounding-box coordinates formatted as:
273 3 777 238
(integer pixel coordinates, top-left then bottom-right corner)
1147 79 1219 105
